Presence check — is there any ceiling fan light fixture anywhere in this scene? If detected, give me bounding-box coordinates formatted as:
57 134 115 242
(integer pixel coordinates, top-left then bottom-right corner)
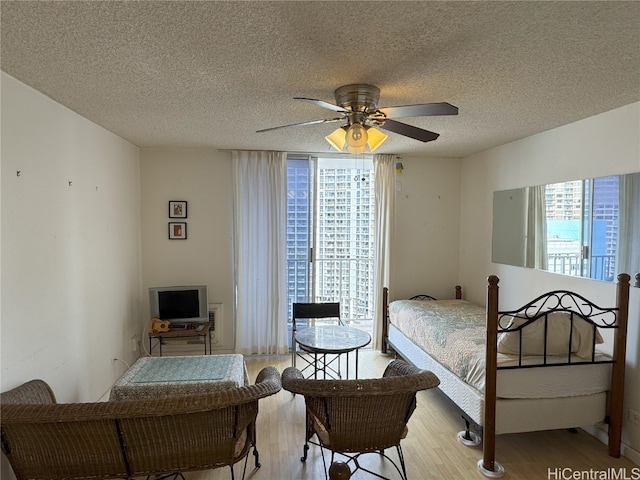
345 123 368 148
326 124 388 153
365 127 388 152
325 127 347 151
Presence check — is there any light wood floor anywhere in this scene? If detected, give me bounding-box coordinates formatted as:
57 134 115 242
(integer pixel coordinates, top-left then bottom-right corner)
185 351 638 480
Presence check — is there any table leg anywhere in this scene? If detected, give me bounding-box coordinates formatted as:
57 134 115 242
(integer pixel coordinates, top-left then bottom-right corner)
346 351 350 380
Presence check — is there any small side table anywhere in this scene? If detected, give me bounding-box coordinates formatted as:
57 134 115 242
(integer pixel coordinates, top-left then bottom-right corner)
295 325 371 379
148 324 210 356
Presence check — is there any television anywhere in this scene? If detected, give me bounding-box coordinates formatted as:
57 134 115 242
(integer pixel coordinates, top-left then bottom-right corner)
148 285 208 325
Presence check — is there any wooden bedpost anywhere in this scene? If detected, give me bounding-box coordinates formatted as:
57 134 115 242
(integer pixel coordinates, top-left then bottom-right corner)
480 275 502 476
608 273 630 457
381 287 389 354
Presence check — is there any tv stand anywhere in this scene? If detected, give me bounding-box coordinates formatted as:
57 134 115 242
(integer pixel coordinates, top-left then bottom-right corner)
149 322 210 356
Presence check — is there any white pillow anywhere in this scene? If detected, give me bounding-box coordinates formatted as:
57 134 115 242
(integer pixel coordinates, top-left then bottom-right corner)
497 311 603 359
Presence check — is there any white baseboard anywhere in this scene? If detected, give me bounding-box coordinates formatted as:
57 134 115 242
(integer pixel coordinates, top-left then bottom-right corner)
582 425 640 465
624 445 640 466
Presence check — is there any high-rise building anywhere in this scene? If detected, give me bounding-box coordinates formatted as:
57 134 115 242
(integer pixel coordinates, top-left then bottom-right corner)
286 159 311 309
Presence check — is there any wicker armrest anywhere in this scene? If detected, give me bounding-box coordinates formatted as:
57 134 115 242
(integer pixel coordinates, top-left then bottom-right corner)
254 365 282 390
281 366 305 384
1 379 56 405
383 359 426 378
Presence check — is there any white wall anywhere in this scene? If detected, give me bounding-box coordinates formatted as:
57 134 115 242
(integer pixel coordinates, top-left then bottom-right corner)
459 102 640 459
1 73 143 478
140 149 234 351
392 156 462 300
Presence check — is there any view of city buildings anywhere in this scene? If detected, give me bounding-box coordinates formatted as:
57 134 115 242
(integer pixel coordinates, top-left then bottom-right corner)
286 158 375 338
545 176 619 280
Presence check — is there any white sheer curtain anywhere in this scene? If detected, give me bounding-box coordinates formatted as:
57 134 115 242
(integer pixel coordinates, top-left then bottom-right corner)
232 150 289 355
525 185 548 270
617 172 640 277
372 154 396 350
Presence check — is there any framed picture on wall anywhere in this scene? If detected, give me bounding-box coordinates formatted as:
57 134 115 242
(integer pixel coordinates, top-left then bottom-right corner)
169 200 187 218
168 222 187 240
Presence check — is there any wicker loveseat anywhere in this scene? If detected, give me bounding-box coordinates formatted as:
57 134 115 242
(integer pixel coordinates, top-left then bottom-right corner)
0 366 281 480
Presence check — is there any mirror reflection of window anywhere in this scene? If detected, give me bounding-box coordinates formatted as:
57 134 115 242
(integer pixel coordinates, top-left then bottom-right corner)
545 176 621 281
492 172 639 285
545 180 585 277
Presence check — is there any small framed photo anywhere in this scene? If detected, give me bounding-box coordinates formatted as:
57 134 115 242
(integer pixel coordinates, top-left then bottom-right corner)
168 222 187 240
169 201 187 218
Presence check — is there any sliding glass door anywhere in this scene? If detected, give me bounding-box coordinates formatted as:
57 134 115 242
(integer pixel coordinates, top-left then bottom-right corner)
286 155 375 345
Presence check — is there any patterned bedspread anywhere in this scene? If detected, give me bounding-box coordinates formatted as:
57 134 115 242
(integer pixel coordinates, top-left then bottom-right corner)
389 298 613 398
388 299 486 383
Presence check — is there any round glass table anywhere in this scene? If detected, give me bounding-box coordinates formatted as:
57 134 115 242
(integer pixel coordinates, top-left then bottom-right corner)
294 325 371 379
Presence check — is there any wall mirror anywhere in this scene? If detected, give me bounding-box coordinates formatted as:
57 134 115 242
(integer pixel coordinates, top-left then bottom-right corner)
492 172 640 286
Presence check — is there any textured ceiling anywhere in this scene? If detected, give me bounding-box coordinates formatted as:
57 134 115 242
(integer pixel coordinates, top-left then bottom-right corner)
2 1 639 158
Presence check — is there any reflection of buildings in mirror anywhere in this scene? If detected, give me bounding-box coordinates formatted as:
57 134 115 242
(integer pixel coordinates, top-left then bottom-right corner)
492 172 640 285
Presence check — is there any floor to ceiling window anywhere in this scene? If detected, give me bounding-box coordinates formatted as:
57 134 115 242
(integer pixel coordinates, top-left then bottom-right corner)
286 155 375 345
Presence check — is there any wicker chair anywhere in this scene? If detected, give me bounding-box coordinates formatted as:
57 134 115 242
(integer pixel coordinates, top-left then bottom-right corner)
282 360 440 480
1 366 281 480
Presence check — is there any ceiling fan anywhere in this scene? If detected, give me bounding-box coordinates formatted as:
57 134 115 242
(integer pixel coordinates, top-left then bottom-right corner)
257 84 458 154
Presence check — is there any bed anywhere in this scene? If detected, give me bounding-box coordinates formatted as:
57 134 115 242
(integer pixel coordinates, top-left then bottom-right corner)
381 274 631 477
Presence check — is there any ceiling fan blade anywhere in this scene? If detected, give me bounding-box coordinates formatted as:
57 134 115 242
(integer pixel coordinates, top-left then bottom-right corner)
294 97 349 113
378 102 458 118
256 117 344 133
379 118 440 143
